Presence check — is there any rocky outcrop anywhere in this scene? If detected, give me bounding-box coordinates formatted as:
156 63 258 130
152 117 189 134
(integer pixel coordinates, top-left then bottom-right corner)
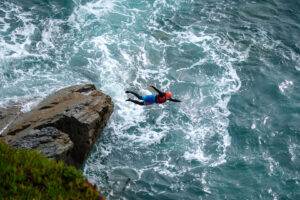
8 127 74 161
0 84 114 168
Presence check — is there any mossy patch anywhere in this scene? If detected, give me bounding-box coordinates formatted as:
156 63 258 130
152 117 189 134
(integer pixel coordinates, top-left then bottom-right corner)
0 141 104 200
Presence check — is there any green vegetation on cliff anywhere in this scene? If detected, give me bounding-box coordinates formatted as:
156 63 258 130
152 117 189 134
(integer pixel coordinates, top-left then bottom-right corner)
0 142 104 200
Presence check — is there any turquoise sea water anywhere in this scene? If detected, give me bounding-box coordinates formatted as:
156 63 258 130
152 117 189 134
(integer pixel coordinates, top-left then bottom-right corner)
1 0 300 199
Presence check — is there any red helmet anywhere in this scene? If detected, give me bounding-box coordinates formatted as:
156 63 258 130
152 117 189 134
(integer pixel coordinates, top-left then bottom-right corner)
166 91 172 98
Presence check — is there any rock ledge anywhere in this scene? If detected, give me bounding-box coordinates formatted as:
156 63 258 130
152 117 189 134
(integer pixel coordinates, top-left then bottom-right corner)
0 84 114 168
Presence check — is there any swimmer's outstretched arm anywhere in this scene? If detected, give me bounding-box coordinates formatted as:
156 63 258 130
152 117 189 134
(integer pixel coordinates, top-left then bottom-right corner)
148 84 163 95
169 98 183 102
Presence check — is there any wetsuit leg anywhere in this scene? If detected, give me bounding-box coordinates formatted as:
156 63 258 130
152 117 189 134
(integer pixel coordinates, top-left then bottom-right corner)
125 91 142 99
126 98 144 106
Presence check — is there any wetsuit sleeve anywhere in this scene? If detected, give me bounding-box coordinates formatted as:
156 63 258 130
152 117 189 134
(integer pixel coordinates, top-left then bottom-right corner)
169 98 182 102
150 85 164 95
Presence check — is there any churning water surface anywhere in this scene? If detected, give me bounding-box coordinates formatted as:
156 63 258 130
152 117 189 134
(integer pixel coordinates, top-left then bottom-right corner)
0 0 300 199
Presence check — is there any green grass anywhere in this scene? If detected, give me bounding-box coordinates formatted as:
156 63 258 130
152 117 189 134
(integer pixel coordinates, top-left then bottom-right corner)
0 141 104 200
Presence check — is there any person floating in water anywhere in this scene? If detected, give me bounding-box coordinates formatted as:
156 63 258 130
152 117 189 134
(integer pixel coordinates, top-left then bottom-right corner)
126 84 183 106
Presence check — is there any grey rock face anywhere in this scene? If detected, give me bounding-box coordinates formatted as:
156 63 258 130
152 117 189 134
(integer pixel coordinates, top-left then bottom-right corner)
1 84 114 168
8 127 73 161
0 106 21 135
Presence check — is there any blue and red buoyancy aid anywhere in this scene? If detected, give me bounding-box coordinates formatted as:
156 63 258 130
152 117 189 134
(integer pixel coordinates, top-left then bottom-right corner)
155 94 167 104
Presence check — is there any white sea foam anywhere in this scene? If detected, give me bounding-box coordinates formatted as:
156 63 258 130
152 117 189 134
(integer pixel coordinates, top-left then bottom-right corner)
263 116 269 125
0 1 80 108
69 0 120 29
0 16 9 32
288 144 297 162
81 0 117 17
201 171 209 191
0 3 39 59
263 152 279 176
20 99 41 113
168 26 242 165
279 80 293 93
251 122 256 129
